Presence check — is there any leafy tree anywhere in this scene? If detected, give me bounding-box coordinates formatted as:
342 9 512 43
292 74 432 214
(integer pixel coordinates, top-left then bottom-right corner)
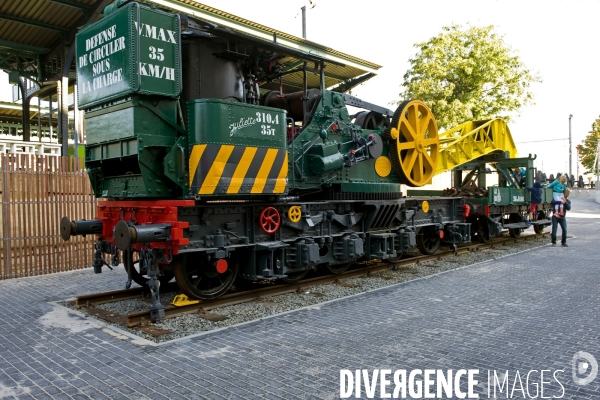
577 117 600 174
400 25 541 130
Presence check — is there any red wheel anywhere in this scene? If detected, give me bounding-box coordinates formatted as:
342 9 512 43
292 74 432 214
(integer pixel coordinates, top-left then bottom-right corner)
259 207 281 234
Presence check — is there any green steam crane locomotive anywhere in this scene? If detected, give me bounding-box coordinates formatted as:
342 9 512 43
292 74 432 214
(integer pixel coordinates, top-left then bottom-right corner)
61 0 471 319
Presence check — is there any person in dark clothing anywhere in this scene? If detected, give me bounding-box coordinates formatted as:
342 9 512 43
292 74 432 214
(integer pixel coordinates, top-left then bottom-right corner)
525 180 543 223
551 188 571 247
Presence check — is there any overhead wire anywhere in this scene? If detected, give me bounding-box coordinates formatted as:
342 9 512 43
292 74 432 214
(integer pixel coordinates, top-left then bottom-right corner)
515 138 568 144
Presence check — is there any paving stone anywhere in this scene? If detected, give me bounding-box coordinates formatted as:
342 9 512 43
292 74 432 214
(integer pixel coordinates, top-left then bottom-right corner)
71 395 91 400
27 393 54 400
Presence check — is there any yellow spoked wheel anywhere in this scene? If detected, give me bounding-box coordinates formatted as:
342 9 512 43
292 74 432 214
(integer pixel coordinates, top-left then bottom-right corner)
288 206 302 223
386 100 439 187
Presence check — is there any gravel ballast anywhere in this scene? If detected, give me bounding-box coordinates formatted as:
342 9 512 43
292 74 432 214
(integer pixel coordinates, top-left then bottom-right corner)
61 234 549 343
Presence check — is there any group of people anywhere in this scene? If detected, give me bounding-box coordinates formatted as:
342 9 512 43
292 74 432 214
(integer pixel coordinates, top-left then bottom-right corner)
524 175 571 247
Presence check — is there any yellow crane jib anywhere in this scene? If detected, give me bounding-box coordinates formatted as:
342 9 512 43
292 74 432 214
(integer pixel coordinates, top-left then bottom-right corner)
436 118 518 175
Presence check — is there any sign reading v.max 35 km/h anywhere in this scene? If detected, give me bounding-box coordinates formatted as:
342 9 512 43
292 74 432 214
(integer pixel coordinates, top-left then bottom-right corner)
76 2 181 109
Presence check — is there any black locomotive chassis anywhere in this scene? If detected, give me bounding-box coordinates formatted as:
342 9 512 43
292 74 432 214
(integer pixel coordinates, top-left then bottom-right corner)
483 204 553 230
96 196 470 283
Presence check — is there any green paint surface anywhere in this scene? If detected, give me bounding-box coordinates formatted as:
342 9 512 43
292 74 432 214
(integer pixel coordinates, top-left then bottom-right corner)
188 99 287 149
76 3 181 109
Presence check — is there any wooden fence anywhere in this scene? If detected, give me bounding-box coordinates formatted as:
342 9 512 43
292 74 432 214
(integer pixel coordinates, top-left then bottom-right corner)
0 155 97 279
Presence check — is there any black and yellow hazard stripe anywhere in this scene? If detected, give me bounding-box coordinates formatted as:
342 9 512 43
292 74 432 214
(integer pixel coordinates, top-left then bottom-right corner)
189 144 288 195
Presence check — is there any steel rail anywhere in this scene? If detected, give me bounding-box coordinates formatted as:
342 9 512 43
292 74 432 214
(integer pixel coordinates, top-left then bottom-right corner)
124 233 545 327
75 282 179 307
76 287 147 307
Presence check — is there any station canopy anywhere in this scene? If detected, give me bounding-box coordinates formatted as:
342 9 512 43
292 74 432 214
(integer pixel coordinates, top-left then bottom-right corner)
0 0 381 97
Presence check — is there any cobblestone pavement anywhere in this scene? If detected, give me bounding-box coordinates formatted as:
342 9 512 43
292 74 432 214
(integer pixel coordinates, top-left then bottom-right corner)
0 198 599 399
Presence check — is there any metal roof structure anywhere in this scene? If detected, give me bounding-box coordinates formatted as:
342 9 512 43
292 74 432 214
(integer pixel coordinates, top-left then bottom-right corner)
0 101 42 123
0 0 112 97
0 100 60 126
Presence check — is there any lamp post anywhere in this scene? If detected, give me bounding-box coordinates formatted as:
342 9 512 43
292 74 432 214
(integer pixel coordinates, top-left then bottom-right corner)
301 6 306 38
301 1 316 39
595 138 600 190
577 153 579 184
569 114 572 186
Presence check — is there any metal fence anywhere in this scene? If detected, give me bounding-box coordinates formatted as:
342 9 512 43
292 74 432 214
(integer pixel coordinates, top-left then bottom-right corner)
0 155 97 279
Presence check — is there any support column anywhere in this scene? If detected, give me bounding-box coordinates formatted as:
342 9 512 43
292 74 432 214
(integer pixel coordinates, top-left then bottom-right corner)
60 46 75 157
57 80 62 145
74 88 79 163
48 95 53 141
19 78 31 141
22 96 31 142
451 170 462 188
478 163 487 189
38 96 42 143
80 110 84 143
59 76 69 157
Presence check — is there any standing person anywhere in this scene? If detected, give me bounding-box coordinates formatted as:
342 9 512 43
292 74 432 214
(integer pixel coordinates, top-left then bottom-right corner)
551 188 571 247
524 180 543 224
547 175 568 216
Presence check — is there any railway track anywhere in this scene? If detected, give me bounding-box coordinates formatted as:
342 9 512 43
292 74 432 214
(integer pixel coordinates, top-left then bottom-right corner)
74 233 546 329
